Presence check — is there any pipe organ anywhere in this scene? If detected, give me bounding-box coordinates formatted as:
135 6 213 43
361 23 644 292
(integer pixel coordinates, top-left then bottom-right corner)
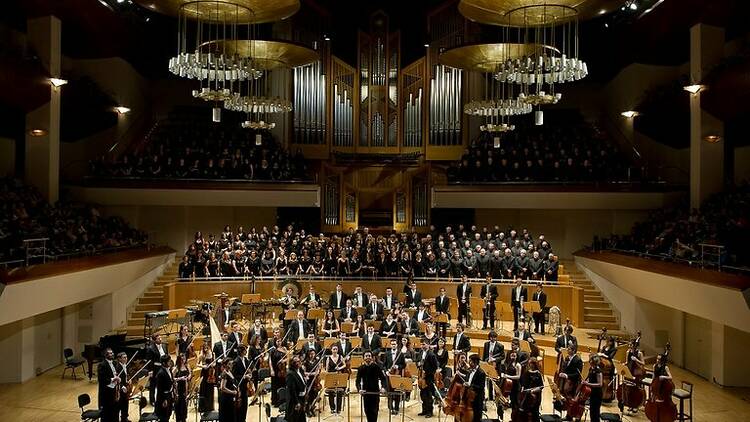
429 65 462 146
293 60 326 145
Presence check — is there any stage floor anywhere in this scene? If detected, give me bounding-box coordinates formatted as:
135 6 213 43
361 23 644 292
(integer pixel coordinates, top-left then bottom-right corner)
1 361 748 422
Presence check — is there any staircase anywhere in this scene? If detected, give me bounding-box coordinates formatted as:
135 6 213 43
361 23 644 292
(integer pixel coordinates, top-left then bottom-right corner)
123 256 180 337
560 259 619 331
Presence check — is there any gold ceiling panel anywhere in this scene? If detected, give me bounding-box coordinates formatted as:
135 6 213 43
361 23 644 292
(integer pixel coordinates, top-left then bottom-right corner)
200 40 319 69
134 0 300 24
439 43 558 72
458 0 625 26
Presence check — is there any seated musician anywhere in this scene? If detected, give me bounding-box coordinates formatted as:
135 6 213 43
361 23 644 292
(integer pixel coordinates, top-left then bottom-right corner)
365 294 383 321
414 302 432 325
300 285 321 308
339 299 357 323
352 285 369 308
399 311 419 337
382 287 398 311
352 314 368 337
434 287 450 337
362 325 382 357
301 333 321 357
453 323 472 354
513 318 535 344
321 310 340 338
384 338 406 415
380 313 398 338
483 330 505 401
465 354 487 422
518 359 544 420
422 323 439 350
337 331 353 358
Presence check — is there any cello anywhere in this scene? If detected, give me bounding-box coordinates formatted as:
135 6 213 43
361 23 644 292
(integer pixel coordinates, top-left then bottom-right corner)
645 343 678 422
443 374 476 422
616 333 646 412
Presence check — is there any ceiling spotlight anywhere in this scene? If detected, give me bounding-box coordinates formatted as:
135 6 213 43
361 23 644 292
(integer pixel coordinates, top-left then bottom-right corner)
323 35 331 41
683 84 706 95
424 43 430 48
114 106 131 114
117 0 125 3
621 110 639 118
598 9 606 15
629 2 638 10
604 23 609 28
704 135 721 143
29 129 47 137
49 78 68 88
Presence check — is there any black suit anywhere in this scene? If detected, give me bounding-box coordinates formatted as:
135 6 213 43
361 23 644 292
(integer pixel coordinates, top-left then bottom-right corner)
453 332 472 353
213 341 230 362
351 292 369 308
384 349 407 411
329 292 349 309
155 367 173 422
301 341 322 357
416 350 439 415
227 331 242 358
288 319 312 343
337 340 353 357
532 290 548 334
301 293 321 307
285 369 307 422
482 341 504 401
467 368 487 422
365 302 384 321
339 307 357 322
456 283 472 324
554 334 578 354
563 354 584 390
382 295 398 311
434 295 451 337
405 289 423 308
232 356 251 422
510 285 528 330
248 326 268 344
480 284 498 328
362 333 382 356
147 343 168 405
97 360 118 422
356 362 387 422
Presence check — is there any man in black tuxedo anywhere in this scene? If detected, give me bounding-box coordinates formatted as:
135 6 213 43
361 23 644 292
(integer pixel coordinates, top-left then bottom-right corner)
148 334 168 405
558 345 583 394
416 342 439 417
288 310 311 343
227 321 243 358
404 280 423 308
285 356 307 422
301 333 322 357
482 331 504 401
232 345 252 422
337 332 353 357
356 351 388 422
456 275 472 325
352 285 369 308
329 283 348 309
249 318 268 344
114 352 130 422
155 355 174 422
532 284 548 334
453 323 472 354
301 285 321 308
382 287 398 311
362 325 382 357
365 294 384 320
213 332 231 362
528 251 545 280
466 354 487 422
510 277 528 331
383 339 406 414
97 348 120 422
555 325 578 355
339 299 357 322
480 274 498 329
500 249 516 279
434 287 451 337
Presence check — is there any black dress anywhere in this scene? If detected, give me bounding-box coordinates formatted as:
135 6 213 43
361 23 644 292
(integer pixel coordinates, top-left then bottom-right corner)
199 357 215 412
219 372 237 422
587 367 603 422
174 367 190 422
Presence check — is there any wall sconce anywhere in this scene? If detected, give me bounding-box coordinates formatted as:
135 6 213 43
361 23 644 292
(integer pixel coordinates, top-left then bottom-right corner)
683 84 706 95
621 110 640 118
704 135 721 143
114 106 131 114
48 78 68 90
29 129 48 137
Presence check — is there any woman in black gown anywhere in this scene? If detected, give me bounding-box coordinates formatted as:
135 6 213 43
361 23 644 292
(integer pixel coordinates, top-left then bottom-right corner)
173 354 191 422
198 343 215 412
218 360 238 422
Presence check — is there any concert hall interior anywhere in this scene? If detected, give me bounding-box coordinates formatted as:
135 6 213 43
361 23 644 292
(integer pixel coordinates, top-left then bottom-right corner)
2 1 750 422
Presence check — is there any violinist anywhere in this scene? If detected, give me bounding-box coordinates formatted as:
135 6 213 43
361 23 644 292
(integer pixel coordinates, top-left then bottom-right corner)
247 335 262 389
365 294 383 321
456 275 472 325
399 336 416 363
97 348 119 422
422 322 439 351
286 356 307 422
302 349 323 417
352 314 367 337
218 360 237 422
435 338 450 388
434 287 450 337
301 333 322 357
148 334 168 406
115 352 130 422
513 319 535 344
176 325 194 358
518 359 544 421
480 274 499 329
382 339 404 415
269 338 287 407
362 325 382 356
228 321 243 358
337 331 353 357
416 342 439 418
155 355 174 422
583 355 604 422
232 345 252 422
357 351 387 422
483 331 505 401
381 313 398 339
321 310 340 338
326 344 347 414
453 323 472 354
466 354 487 422
502 350 522 411
213 332 231 363
249 319 268 345
173 353 191 422
399 311 420 338
266 327 281 354
198 343 216 412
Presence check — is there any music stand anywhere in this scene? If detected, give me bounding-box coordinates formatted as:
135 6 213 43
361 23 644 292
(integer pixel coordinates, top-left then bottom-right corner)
496 302 513 335
308 308 326 321
523 302 542 333
370 320 382 331
434 314 449 324
341 322 355 334
252 379 271 421
405 308 417 318
324 338 338 350
388 375 415 422
323 373 350 421
284 310 299 321
350 338 362 351
411 337 423 349
350 356 363 373
294 339 308 351
354 306 366 316
381 337 393 348
479 361 500 379
469 298 485 330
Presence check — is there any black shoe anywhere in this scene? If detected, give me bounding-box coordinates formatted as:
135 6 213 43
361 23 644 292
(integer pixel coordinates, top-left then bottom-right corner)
425 413 433 418
482 326 487 330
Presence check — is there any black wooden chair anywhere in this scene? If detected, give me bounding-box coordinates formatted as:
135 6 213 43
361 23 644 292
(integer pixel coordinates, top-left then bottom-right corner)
78 393 101 421
63 348 87 380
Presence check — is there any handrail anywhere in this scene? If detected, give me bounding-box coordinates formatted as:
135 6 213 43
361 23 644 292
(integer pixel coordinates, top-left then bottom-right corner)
171 275 560 285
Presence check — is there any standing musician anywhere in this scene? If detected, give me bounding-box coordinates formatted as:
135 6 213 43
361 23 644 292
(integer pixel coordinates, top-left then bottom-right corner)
302 349 323 417
352 314 368 337
321 310 340 338
557 345 583 405
356 351 388 422
198 342 216 412
115 352 130 422
232 345 252 422
480 274 498 329
415 302 432 325
249 319 268 344
453 323 472 354
301 333 322 356
301 285 321 308
280 288 298 331
456 275 472 325
362 325 382 357
555 325 578 355
269 338 288 407
267 327 281 351
286 356 307 422
218 359 237 422
626 340 645 381
173 353 191 422
365 294 384 321
399 311 419 338
384 338 406 414
435 338 450 388
652 352 673 392
352 285 369 308
155 355 174 422
326 344 347 414
483 331 505 401
532 284 548 334
176 325 194 358
148 334 168 406
466 354 488 422
510 339 530 367
416 342 439 418
213 332 231 363
228 321 243 358
510 277 528 331
434 287 451 337
501 350 522 411
518 360 544 421
215 295 231 330
329 283 348 309
583 355 604 422
289 310 312 343
97 348 120 422
337 331 353 358
339 299 357 322
422 323 439 350
405 281 423 308
382 287 398 311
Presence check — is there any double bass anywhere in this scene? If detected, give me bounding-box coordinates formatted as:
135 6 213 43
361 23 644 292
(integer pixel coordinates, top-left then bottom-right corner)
443 374 475 422
566 372 592 420
645 343 678 422
616 332 646 411
596 328 616 402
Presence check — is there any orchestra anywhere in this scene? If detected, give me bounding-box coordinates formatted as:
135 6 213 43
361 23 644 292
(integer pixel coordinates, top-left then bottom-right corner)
90 280 678 422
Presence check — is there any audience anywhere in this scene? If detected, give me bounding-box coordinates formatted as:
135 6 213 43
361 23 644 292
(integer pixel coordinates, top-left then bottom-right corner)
180 225 560 281
0 177 147 264
447 114 636 183
90 107 310 182
597 182 750 268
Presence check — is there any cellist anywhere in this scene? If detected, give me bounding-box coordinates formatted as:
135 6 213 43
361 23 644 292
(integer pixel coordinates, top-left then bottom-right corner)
501 350 522 411
557 345 582 404
518 360 544 421
465 354 487 422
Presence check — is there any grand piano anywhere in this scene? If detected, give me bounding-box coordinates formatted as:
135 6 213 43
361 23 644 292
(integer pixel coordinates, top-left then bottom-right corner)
82 333 148 380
